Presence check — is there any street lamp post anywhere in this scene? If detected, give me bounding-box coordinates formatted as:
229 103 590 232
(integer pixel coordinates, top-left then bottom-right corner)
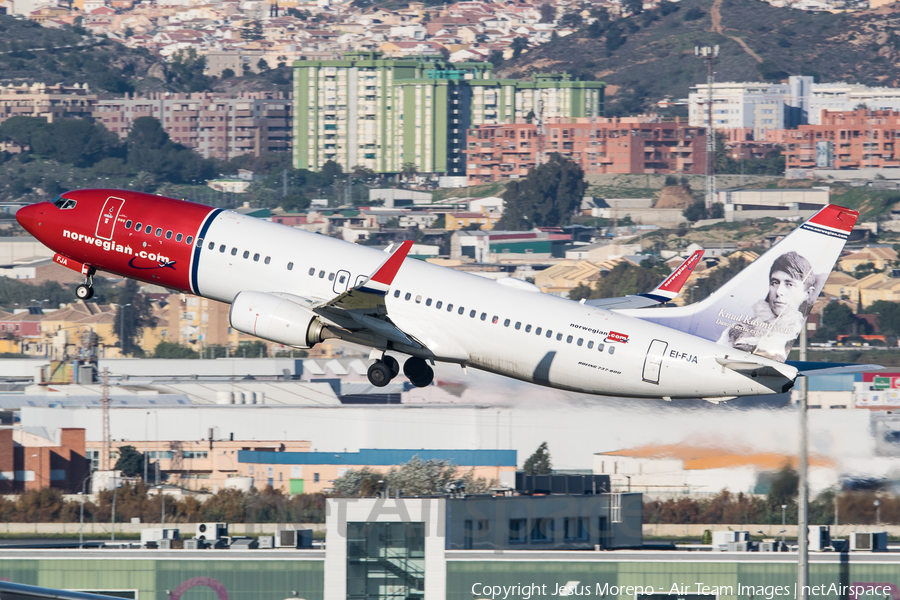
782 504 787 546
874 499 881 526
111 474 118 542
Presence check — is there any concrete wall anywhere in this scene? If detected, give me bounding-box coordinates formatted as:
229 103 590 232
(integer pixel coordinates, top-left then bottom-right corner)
0 521 325 535
642 523 900 538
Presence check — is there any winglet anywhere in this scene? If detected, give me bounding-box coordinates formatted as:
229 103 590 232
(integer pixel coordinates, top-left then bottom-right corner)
641 250 704 303
355 240 413 296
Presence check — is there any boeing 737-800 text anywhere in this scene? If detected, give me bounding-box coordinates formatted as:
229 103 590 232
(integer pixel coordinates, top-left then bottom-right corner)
14 190 877 400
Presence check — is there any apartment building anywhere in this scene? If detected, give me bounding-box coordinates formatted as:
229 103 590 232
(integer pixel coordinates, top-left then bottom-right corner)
0 82 97 126
94 92 291 160
688 76 812 139
292 51 603 176
466 117 705 183
783 109 900 170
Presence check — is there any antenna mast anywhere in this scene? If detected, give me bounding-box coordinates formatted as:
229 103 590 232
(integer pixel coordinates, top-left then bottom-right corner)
695 45 719 214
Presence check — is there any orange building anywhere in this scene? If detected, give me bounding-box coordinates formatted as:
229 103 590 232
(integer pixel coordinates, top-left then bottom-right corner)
785 109 900 170
465 117 706 184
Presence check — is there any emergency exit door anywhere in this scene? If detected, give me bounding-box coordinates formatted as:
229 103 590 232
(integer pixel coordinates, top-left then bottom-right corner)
642 339 668 384
95 196 124 240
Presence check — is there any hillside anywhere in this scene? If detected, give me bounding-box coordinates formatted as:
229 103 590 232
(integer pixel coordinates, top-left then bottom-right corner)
0 16 292 95
497 0 900 115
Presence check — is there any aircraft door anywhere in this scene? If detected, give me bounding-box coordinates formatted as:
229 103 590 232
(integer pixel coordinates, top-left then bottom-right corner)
642 339 668 384
333 270 351 294
95 196 124 240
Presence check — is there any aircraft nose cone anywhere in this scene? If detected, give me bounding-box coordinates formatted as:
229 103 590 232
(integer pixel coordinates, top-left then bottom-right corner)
15 205 37 234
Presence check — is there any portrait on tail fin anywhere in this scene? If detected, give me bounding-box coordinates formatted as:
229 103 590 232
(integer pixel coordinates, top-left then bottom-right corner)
716 250 825 362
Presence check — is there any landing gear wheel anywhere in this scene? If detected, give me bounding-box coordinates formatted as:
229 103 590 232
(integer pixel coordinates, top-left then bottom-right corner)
383 355 400 378
367 361 392 387
76 284 93 300
403 357 434 388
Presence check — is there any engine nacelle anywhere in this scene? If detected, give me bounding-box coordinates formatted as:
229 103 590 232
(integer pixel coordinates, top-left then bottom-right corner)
229 291 330 349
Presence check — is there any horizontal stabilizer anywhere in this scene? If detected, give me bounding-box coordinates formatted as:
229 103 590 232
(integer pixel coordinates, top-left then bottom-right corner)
787 361 885 376
716 356 797 380
584 250 703 310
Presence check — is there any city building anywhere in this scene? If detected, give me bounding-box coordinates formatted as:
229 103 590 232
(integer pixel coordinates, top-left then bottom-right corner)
465 117 705 183
449 230 572 261
94 92 291 160
688 77 812 139
0 83 97 129
292 51 603 177
715 187 830 222
784 110 900 170
838 246 898 272
0 427 89 493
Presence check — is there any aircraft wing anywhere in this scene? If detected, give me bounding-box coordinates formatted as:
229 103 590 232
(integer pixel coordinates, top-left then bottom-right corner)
0 581 123 600
312 240 423 349
584 250 703 310
787 361 885 376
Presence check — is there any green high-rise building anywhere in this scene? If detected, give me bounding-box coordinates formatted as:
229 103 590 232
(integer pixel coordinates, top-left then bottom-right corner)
293 51 604 176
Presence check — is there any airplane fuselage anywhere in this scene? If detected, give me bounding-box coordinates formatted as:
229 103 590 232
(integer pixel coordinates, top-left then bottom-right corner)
17 190 793 399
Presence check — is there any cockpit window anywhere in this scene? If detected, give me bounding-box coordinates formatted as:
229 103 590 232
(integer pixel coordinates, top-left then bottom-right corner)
51 196 76 210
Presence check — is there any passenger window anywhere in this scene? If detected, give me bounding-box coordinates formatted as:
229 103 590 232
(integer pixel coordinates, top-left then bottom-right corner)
243 251 249 259
458 307 464 315
470 310 476 318
125 220 132 229
480 313 486 321
165 231 173 240
265 257 271 265
319 271 325 278
587 340 593 349
186 236 193 244
338 274 344 282
220 245 226 253
525 325 532 332
609 346 615 355
155 228 162 237
567 335 573 343
405 293 411 301
436 301 442 309
253 254 260 262
598 344 605 352
394 290 401 298
503 319 509 326
135 222 142 231
426 299 432 306
176 233 183 242
535 327 541 335
309 268 316 275
447 304 453 311
288 263 294 270
515 322 521 330
194 237 200 247
415 295 421 303
328 273 335 281
548 330 554 338
231 248 238 256
577 338 583 346
145 225 152 234
207 241 213 250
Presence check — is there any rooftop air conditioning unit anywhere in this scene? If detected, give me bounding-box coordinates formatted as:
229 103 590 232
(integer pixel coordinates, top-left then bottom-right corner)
276 529 313 548
808 526 830 552
196 523 228 542
851 532 887 551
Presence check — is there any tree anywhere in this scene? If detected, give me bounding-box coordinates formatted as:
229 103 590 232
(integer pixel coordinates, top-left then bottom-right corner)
168 47 212 93
153 341 199 359
257 58 270 71
114 279 157 356
539 3 556 23
401 162 419 182
588 20 604 38
221 68 235 79
767 463 799 511
488 50 504 67
497 153 587 229
867 300 900 336
510 36 529 59
624 0 643 15
523 442 552 475
559 11 583 27
115 445 147 478
682 200 707 223
332 456 494 497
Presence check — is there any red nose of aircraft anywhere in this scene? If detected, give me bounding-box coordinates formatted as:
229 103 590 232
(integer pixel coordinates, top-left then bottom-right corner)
15 204 39 235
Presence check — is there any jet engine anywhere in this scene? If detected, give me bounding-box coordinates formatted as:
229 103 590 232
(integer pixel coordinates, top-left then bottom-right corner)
229 291 332 348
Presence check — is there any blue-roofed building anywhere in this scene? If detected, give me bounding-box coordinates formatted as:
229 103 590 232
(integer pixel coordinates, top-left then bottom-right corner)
237 448 517 494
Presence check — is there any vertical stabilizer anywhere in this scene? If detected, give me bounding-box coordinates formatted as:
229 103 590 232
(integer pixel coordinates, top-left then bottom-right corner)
626 205 859 362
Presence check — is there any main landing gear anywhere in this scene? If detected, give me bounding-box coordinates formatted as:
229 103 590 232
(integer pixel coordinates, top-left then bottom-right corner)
366 355 434 388
75 269 95 300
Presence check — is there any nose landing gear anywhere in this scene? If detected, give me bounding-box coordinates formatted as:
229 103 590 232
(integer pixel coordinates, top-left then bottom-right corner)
75 267 96 300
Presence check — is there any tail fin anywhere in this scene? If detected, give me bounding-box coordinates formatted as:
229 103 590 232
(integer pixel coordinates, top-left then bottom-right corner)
627 205 859 363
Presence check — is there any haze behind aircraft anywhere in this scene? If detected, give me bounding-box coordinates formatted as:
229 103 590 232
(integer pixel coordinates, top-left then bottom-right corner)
15 191 878 401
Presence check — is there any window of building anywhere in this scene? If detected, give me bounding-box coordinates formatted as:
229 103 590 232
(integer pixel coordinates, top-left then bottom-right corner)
313 473 320 482
347 523 425 600
564 517 589 541
509 519 527 544
531 518 552 543
183 451 208 459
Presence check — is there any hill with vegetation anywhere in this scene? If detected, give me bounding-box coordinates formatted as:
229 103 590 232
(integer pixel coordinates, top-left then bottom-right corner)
496 0 900 115
0 16 292 95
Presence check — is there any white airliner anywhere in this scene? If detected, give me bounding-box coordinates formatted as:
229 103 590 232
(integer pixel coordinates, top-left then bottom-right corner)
15 192 876 400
